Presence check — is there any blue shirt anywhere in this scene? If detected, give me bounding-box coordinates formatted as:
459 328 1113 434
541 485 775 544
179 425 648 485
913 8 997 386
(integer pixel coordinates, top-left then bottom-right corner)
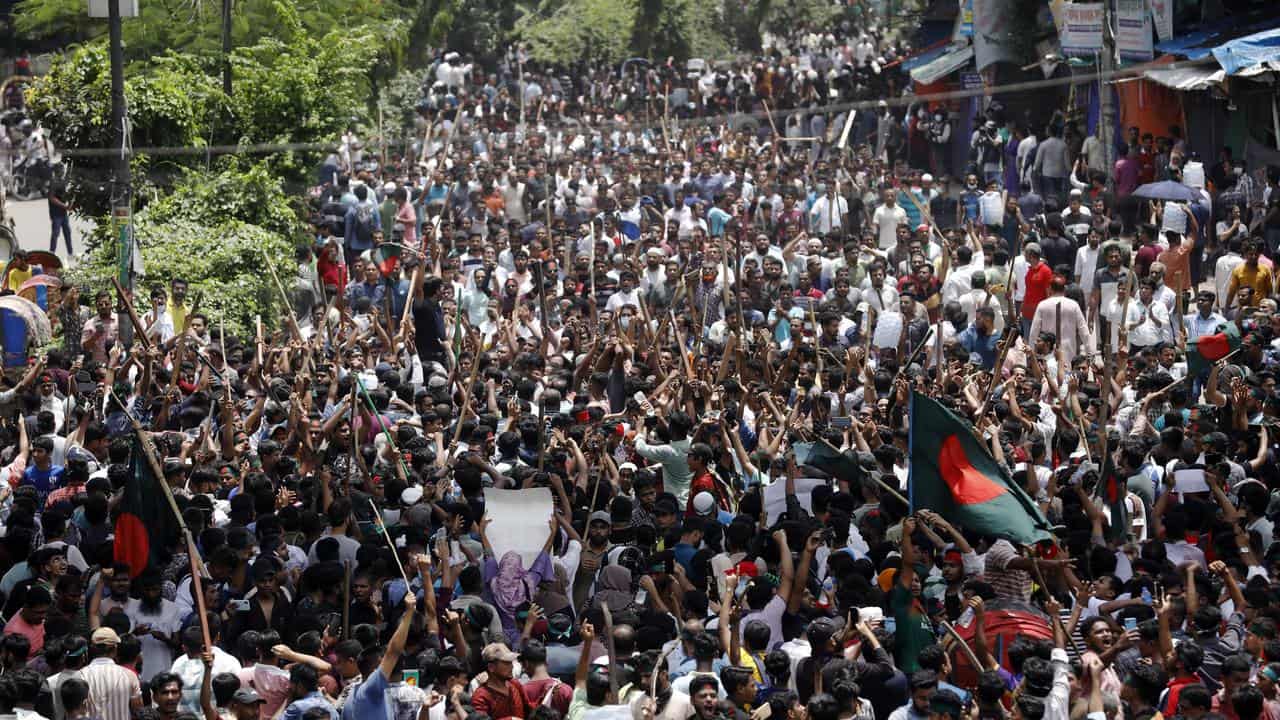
285 691 338 720
342 667 387 720
345 280 387 308
957 324 1000 368
21 464 64 505
708 207 733 237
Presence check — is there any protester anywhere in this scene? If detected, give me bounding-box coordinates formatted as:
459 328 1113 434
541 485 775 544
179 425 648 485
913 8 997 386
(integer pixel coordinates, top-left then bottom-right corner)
7 27 1280 720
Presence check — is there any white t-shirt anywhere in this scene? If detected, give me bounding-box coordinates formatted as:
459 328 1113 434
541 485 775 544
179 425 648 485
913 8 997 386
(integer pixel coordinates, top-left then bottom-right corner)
872 204 907 250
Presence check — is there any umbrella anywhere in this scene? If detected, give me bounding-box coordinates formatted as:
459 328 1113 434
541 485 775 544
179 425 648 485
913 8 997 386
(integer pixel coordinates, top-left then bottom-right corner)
1132 180 1199 203
0 295 53 344
18 275 62 293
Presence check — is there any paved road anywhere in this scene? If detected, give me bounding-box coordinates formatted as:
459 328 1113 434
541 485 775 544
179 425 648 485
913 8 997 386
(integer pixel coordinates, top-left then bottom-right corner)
3 198 94 266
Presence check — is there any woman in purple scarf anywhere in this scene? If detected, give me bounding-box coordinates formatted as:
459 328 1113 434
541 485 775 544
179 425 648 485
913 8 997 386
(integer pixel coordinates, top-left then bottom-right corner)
480 513 558 645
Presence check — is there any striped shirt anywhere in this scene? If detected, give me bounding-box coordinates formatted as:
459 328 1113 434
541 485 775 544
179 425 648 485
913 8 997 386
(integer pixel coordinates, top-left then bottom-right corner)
81 657 141 720
984 539 1032 602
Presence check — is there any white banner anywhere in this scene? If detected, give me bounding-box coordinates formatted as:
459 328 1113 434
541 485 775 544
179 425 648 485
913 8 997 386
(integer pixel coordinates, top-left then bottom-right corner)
1058 3 1104 57
1116 0 1154 61
483 487 554 568
1150 0 1173 42
763 478 828 526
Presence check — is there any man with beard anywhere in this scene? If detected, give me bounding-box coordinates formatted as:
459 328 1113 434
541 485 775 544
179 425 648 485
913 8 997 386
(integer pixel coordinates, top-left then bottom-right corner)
117 571 184 683
572 511 614 611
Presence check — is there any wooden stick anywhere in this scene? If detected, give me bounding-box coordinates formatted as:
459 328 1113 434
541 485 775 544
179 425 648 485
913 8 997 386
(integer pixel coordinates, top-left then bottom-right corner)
114 390 212 653
670 310 695 380
816 436 908 506
369 499 411 587
110 277 152 350
940 619 983 672
342 560 352 639
975 327 1020 419
261 247 303 342
601 603 620 701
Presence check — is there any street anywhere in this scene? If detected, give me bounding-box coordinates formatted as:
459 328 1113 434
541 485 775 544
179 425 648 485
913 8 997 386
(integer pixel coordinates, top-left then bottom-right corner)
2 197 94 266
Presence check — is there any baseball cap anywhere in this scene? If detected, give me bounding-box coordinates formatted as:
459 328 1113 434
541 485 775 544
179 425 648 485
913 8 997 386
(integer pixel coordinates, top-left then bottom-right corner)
588 510 612 526
91 627 120 646
806 615 845 648
233 689 264 705
482 643 519 663
692 492 717 516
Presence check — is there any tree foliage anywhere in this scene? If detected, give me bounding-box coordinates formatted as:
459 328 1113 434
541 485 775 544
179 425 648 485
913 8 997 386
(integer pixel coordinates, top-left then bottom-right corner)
24 10 379 216
68 161 303 336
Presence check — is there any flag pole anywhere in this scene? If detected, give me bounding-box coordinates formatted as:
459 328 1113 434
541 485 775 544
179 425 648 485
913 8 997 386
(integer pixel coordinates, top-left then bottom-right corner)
368 499 412 587
110 389 213 654
815 436 908 506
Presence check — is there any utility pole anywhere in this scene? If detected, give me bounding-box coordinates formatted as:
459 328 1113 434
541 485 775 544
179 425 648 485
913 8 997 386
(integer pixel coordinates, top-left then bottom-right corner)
1099 0 1117 190
221 0 232 94
109 0 134 347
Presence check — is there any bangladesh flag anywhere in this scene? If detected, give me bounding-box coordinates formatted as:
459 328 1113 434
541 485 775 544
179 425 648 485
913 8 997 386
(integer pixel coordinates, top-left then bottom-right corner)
372 243 403 277
908 392 1052 545
1187 321 1241 377
113 440 179 577
794 441 864 484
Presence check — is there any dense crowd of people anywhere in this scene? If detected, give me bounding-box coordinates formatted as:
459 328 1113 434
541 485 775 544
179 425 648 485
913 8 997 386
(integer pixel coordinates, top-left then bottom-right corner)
3 23 1280 720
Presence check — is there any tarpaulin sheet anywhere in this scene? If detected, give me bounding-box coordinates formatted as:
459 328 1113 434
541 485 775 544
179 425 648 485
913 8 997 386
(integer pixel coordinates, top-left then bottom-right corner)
1213 27 1280 75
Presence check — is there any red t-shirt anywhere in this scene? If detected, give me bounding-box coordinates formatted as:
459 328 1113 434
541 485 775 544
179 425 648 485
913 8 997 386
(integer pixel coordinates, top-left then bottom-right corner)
472 679 530 719
686 471 728 516
1022 262 1054 319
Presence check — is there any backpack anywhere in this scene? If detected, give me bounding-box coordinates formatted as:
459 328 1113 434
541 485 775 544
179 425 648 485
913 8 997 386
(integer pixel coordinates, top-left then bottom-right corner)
353 203 376 245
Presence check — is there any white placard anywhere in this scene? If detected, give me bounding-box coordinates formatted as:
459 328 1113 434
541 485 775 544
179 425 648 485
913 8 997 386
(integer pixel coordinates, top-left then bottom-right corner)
872 311 904 350
763 478 828 526
483 487 555 567
1150 0 1173 41
1058 3 1104 57
1116 0 1154 61
1173 468 1209 495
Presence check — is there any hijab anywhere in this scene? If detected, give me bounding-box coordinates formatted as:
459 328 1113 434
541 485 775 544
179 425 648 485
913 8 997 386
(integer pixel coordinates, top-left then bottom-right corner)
490 551 535 611
590 565 635 613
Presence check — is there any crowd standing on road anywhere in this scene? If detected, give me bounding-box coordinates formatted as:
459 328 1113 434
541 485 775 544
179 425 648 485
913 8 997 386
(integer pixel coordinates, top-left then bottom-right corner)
4 25 1280 720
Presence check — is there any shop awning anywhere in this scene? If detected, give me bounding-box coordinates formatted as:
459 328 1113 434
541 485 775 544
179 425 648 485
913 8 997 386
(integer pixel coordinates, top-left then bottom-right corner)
899 42 953 72
1212 27 1280 75
909 44 975 84
1141 63 1223 91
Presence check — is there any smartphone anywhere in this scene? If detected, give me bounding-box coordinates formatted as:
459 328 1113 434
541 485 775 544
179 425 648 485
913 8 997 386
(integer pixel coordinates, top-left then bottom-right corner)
229 599 251 613
1124 617 1138 631
882 617 896 634
831 417 852 429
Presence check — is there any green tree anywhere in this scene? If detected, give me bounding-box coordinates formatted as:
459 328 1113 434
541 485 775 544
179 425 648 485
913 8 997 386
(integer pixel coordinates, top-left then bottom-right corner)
68 160 304 336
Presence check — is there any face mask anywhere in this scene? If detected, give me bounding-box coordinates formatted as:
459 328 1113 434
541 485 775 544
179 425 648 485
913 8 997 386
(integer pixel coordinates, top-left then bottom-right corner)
967 182 978 190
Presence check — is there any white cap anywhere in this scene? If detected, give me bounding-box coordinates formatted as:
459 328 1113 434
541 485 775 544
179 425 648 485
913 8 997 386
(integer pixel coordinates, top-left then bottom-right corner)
692 492 716 516
383 181 396 192
619 462 638 473
401 486 424 505
921 173 933 183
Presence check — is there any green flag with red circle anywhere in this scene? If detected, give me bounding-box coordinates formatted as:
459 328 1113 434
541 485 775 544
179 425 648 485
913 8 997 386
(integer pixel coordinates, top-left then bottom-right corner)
113 440 179 578
908 392 1052 545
